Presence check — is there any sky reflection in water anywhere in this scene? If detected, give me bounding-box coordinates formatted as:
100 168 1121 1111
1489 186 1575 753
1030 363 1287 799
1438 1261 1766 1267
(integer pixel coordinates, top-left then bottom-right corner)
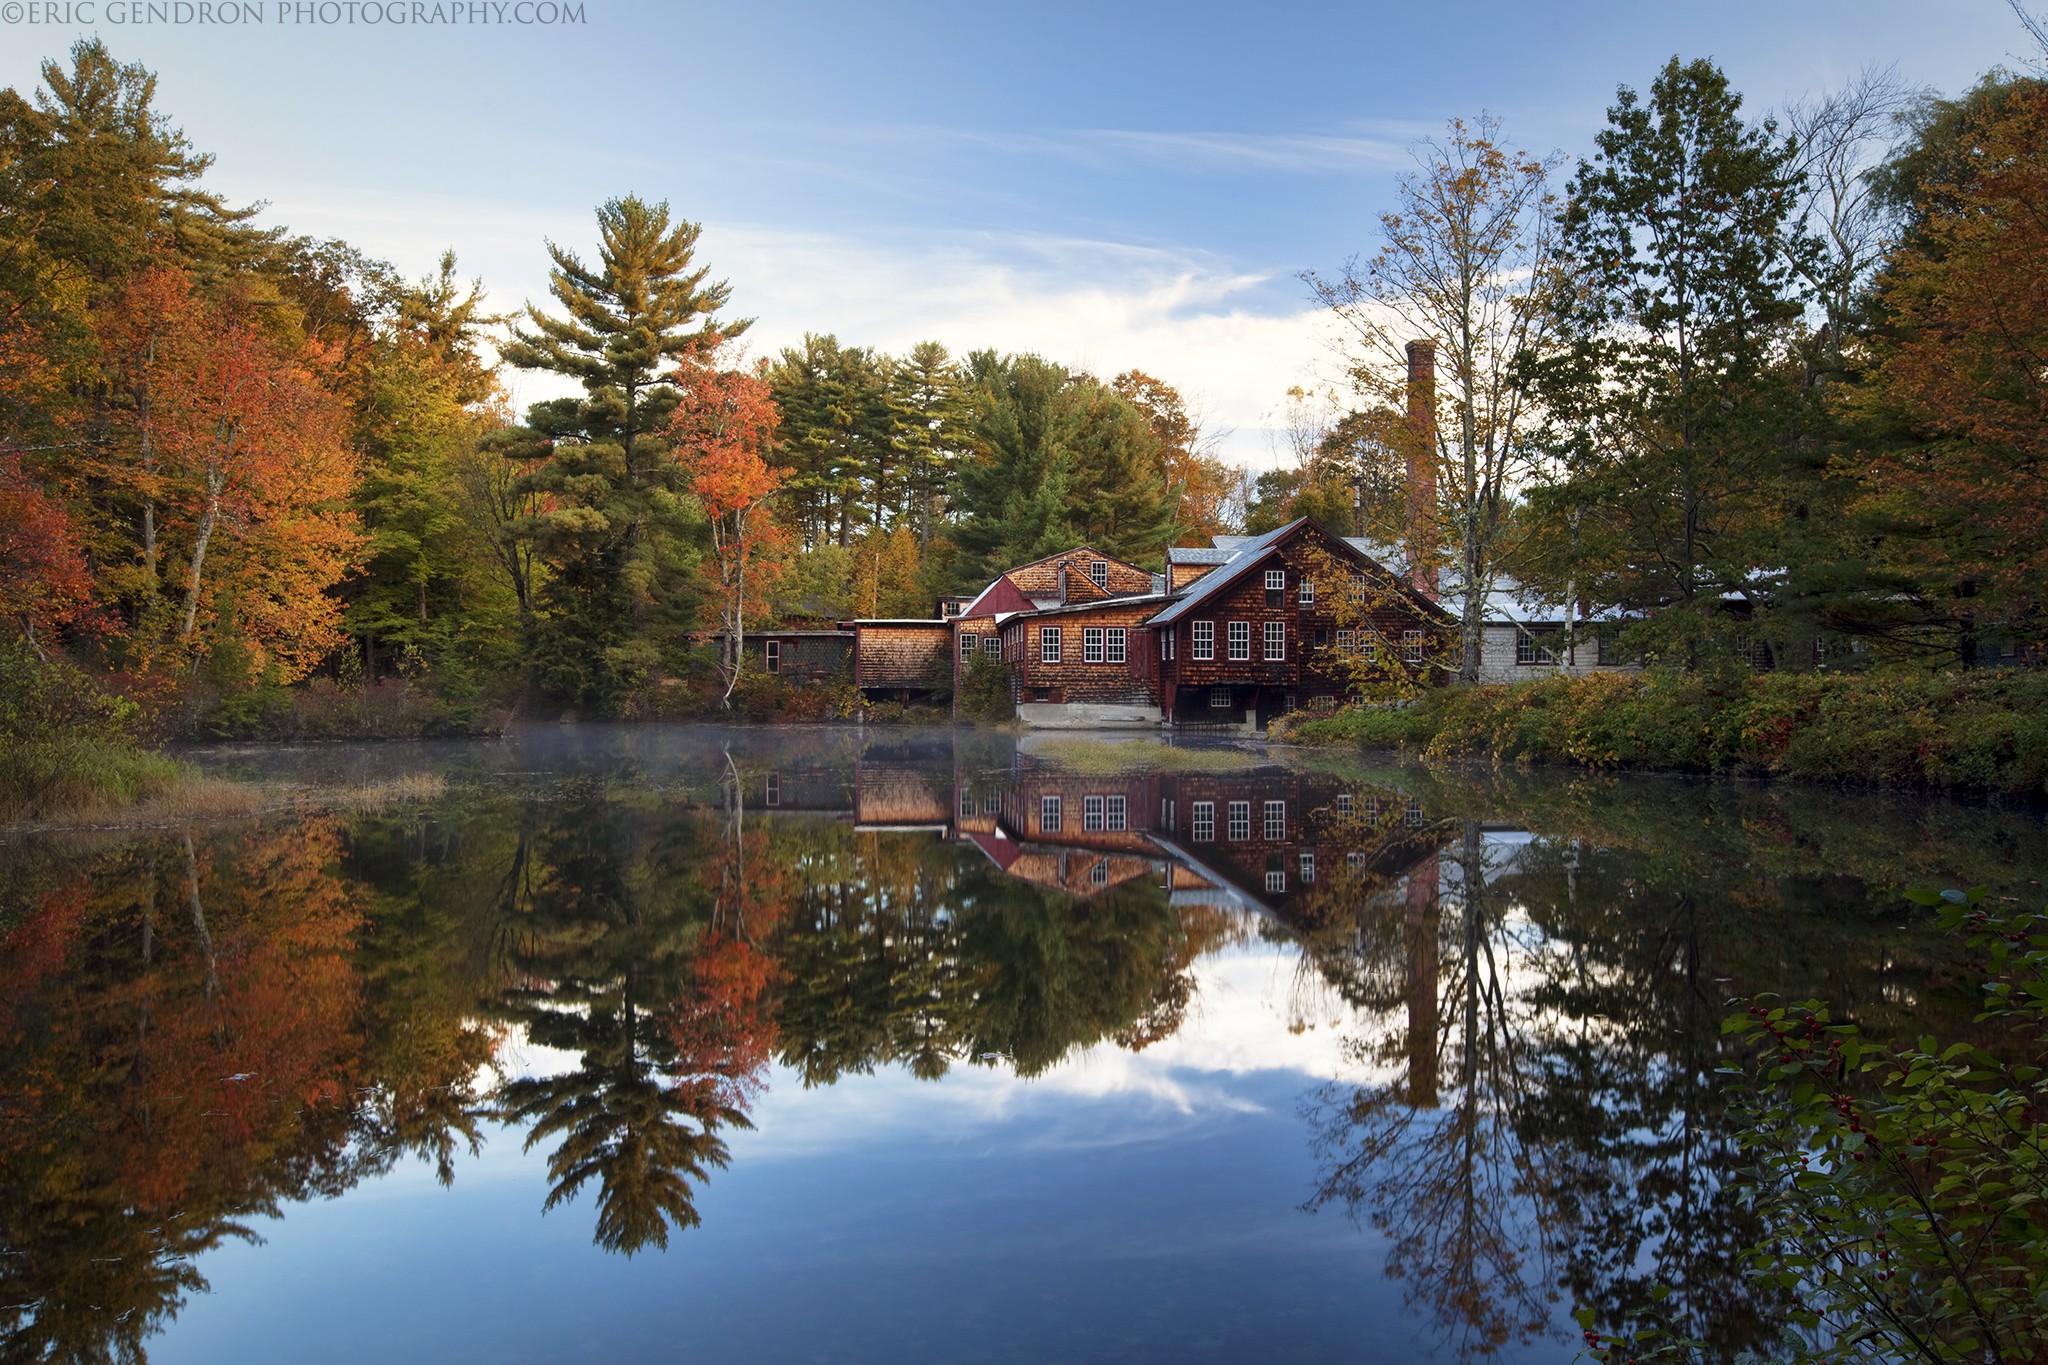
3 726 2036 1364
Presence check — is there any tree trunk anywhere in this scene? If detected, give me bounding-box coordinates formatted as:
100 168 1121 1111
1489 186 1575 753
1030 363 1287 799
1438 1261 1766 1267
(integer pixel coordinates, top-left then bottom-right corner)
178 467 224 644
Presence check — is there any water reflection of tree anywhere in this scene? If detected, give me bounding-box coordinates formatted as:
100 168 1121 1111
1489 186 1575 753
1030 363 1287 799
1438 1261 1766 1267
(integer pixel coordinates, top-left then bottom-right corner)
0 818 491 1364
481 779 746 1254
1299 816 1564 1359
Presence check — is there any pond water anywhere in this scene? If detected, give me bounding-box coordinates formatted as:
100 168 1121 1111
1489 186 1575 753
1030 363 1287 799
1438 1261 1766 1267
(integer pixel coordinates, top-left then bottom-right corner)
2 726 2041 1364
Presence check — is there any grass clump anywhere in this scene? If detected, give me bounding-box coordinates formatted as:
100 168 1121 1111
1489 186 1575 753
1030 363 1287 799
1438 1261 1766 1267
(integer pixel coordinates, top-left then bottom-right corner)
1029 737 1261 775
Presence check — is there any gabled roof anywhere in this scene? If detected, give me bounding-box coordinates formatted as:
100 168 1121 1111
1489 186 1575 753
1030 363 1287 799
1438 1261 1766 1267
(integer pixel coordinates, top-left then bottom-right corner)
1149 517 1455 625
1146 522 1295 625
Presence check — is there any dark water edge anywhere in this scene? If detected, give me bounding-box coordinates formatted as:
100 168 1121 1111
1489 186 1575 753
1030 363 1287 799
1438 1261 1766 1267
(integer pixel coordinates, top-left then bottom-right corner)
2 725 2040 1363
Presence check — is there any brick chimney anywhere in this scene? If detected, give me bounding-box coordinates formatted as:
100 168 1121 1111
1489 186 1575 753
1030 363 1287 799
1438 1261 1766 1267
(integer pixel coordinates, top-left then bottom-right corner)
1405 339 1438 600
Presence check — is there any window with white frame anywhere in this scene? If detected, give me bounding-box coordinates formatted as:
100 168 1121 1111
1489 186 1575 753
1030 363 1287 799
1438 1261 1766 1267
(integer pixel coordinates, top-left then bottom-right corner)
1105 628 1127 664
1084 795 1105 831
1084 627 1105 663
1405 799 1426 827
983 635 1002 658
1192 621 1214 660
1104 795 1127 831
1335 629 1356 655
1336 792 1353 816
1263 800 1286 840
1402 629 1425 663
765 640 781 673
1264 621 1285 661
1089 560 1108 588
1159 630 1175 661
765 774 780 806
1264 568 1285 605
1350 573 1367 602
1210 685 1232 708
1299 578 1315 606
1090 860 1109 886
1265 866 1286 893
959 634 976 662
1299 852 1316 884
961 786 975 818
1347 851 1366 871
1227 801 1251 841
1039 626 1061 663
1191 801 1215 841
1228 621 1250 660
1160 798 1175 828
1041 794 1062 833
1365 796 1382 823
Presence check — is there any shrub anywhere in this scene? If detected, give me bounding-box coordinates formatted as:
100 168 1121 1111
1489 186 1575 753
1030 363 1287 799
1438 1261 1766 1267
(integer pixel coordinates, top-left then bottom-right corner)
1290 667 2048 796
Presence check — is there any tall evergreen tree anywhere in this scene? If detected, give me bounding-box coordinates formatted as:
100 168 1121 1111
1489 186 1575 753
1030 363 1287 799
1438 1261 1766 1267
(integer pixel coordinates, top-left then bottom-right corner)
1522 58 1817 662
499 197 746 713
952 352 1172 585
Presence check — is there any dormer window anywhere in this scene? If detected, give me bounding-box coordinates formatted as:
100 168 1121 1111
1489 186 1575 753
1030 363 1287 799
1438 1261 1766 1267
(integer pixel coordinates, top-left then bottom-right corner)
1089 560 1108 588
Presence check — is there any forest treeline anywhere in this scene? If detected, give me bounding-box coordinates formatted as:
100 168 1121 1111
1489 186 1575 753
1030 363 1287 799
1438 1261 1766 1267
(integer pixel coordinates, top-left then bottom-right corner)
1 37 2046 749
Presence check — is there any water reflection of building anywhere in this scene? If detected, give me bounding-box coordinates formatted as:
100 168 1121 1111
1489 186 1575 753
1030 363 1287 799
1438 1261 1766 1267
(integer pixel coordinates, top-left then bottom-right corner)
741 741 1449 931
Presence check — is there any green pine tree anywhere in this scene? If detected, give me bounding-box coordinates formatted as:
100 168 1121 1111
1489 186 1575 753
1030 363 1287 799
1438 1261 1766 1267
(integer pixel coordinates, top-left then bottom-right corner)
499 197 747 714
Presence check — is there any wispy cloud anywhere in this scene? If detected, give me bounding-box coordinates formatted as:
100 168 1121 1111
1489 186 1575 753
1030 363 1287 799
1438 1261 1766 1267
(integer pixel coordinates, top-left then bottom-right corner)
777 121 1426 176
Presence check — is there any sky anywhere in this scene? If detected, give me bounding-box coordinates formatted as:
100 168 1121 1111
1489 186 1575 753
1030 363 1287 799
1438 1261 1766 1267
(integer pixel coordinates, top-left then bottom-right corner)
0 0 2035 465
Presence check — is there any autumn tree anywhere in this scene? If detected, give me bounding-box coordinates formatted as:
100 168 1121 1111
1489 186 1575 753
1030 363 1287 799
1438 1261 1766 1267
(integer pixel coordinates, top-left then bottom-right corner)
1308 117 1557 681
1521 58 1817 663
500 197 745 713
1846 79 2048 657
669 348 784 708
94 266 361 680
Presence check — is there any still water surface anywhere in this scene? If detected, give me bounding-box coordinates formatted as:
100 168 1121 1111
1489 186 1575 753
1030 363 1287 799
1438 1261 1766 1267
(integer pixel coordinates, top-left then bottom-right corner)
2 726 2039 1363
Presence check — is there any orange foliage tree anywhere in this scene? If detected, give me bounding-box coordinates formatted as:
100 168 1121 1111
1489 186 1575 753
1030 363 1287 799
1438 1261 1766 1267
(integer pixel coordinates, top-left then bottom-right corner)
95 265 361 679
1851 83 2048 645
668 348 785 707
1112 368 1242 539
0 448 97 650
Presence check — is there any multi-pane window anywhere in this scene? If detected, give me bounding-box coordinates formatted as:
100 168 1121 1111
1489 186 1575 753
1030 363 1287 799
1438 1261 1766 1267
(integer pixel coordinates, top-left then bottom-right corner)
1084 627 1105 663
1160 798 1175 828
1265 867 1287 894
1365 796 1382 824
1264 621 1285 661
1263 800 1286 840
765 640 781 673
1264 567 1285 605
962 786 976 818
1105 795 1127 831
983 635 1002 657
1089 560 1108 588
982 791 1000 815
1159 630 1175 661
1105 628 1127 664
1350 574 1367 600
1299 852 1316 884
1347 851 1367 871
1192 621 1214 660
1090 860 1109 886
1084 795 1106 831
1227 801 1251 841
1336 792 1353 816
1402 629 1425 663
1335 629 1356 655
1299 578 1315 606
765 774 780 807
959 634 977 662
1191 801 1215 841
1228 621 1251 660
1210 685 1232 708
1041 794 1063 833
1039 626 1062 663
1405 799 1426 827
1516 629 1560 666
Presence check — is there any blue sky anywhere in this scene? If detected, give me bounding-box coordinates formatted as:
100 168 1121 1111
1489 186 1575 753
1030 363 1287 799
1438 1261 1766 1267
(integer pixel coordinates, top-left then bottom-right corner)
0 0 2032 462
